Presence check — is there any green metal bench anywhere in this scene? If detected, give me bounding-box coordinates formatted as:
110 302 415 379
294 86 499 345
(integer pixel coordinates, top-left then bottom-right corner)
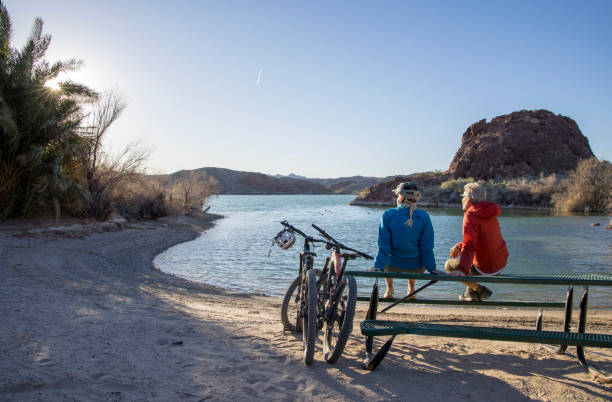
356 297 565 308
362 321 612 348
346 270 612 383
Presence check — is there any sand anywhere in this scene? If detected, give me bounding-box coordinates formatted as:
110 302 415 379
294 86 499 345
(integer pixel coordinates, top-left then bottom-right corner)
1 215 611 401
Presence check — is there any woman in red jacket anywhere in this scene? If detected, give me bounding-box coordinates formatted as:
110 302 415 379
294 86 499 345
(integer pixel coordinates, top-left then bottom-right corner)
445 183 509 301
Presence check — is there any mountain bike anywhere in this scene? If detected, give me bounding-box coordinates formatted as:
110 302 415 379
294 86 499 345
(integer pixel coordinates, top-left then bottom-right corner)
279 221 373 364
310 224 373 363
278 220 327 365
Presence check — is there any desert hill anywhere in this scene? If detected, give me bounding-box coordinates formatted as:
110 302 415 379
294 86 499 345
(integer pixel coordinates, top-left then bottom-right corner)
150 169 390 195
269 174 389 194
150 167 333 195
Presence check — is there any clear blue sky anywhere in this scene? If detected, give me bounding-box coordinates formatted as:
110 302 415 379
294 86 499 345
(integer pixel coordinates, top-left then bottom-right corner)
6 1 612 177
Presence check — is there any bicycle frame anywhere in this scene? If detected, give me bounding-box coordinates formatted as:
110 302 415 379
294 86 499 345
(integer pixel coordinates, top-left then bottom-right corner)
311 224 373 319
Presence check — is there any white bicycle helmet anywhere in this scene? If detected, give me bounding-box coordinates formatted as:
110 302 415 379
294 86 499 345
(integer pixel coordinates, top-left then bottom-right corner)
274 229 296 249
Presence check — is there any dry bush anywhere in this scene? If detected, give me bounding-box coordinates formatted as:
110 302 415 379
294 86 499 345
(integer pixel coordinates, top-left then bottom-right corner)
492 173 562 206
551 158 612 213
111 178 173 220
169 171 219 214
86 141 151 219
426 178 474 203
429 174 562 207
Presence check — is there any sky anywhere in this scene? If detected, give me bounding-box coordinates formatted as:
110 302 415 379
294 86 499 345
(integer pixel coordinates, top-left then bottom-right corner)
5 1 612 178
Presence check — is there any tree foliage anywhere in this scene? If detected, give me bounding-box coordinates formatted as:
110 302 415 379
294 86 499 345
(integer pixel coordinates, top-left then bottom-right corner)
0 1 96 219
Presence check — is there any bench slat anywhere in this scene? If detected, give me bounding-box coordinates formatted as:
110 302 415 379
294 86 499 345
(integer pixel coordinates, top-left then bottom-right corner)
356 297 565 308
346 271 612 286
361 320 612 348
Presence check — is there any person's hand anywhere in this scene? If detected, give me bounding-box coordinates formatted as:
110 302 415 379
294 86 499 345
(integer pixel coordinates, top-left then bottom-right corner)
448 270 465 276
449 244 461 258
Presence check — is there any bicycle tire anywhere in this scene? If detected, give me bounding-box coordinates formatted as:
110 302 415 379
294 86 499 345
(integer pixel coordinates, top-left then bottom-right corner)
302 269 318 365
281 270 321 333
323 274 357 364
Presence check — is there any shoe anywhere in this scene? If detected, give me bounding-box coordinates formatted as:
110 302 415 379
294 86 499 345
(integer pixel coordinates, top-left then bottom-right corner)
459 288 481 301
477 286 492 301
406 289 416 300
383 288 394 299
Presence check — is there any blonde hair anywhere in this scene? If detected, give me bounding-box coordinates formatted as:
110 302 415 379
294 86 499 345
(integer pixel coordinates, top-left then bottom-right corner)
400 194 420 227
463 182 487 203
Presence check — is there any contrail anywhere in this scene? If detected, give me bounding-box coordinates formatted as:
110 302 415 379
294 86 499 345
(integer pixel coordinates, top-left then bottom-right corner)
257 69 263 86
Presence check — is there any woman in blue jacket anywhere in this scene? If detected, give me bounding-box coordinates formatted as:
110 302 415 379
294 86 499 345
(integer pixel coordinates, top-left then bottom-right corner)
371 182 436 299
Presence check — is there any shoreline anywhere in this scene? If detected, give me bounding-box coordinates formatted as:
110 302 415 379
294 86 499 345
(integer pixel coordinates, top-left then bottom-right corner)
1 216 611 400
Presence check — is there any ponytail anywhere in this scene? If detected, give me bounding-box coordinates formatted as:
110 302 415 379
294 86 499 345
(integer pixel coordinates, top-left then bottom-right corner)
405 201 416 227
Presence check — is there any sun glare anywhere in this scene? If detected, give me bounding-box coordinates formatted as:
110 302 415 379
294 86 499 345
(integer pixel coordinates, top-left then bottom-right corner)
44 78 60 90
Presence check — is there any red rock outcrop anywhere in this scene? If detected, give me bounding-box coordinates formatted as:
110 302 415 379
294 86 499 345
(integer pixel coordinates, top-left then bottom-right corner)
448 110 594 179
350 172 451 205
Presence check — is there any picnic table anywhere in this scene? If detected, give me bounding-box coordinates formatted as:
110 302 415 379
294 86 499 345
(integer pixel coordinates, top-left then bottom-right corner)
345 270 612 383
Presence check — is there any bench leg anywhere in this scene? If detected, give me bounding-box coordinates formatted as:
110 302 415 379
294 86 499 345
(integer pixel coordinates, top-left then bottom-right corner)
556 285 574 354
362 280 395 371
537 285 573 354
363 336 396 371
364 280 379 354
575 286 612 383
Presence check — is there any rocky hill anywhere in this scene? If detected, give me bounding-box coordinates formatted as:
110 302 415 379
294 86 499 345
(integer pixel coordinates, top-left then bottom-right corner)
151 167 333 195
350 172 451 206
352 109 595 206
449 110 594 179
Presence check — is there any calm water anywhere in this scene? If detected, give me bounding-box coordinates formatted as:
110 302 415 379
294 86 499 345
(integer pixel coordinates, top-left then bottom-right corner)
154 195 612 307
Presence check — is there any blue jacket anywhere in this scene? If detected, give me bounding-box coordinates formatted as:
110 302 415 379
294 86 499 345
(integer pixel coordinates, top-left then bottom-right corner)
374 205 436 272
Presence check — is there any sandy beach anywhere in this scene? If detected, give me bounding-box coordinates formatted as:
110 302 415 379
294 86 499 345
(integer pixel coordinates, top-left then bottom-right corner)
1 216 611 401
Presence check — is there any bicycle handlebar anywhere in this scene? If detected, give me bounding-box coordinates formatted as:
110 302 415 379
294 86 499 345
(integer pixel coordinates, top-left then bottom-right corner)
311 223 374 260
280 220 327 244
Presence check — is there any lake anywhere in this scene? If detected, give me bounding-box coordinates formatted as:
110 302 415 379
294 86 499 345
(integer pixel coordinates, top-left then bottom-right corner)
154 195 612 307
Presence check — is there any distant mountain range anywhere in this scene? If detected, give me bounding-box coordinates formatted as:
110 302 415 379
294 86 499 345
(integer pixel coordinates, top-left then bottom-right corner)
149 167 389 195
269 173 391 194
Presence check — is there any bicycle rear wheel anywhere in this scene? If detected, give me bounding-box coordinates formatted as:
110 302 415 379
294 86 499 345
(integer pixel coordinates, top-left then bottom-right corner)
302 269 318 365
323 274 357 364
281 270 321 333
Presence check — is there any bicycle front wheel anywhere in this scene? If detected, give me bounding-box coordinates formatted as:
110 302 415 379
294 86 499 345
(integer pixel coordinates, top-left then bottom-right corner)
323 274 357 364
281 270 321 333
302 269 318 365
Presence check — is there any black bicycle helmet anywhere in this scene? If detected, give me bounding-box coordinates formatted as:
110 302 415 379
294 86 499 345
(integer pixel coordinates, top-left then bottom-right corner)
392 182 419 199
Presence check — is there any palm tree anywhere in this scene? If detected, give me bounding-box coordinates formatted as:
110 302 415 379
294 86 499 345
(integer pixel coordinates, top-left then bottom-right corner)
0 1 96 219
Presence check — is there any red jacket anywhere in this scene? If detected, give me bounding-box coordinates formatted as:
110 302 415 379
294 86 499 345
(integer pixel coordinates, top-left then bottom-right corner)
455 202 508 274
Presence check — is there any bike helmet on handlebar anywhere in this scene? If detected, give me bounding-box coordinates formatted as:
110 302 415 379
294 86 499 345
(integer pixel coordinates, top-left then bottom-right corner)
274 229 296 249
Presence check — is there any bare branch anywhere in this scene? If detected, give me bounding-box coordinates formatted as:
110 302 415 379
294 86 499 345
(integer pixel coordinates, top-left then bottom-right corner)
82 89 128 173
